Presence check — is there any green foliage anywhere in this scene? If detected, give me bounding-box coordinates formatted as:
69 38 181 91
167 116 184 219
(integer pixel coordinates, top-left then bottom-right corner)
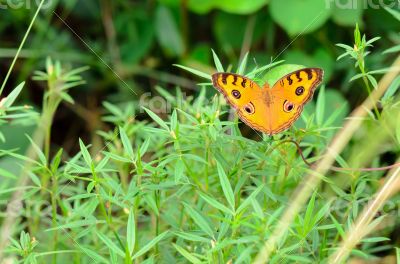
331 0 364 26
160 0 270 15
269 0 331 36
1 1 400 264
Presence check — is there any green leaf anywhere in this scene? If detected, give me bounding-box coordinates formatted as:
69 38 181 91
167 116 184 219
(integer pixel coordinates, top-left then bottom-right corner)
139 138 151 157
144 195 160 216
303 191 317 231
236 184 264 214
383 45 400 55
247 60 285 79
251 198 264 219
96 232 125 257
119 127 134 159
262 64 305 86
46 219 104 231
180 0 269 15
361 237 390 243
174 159 185 183
28 172 41 188
385 6 400 21
349 73 365 82
174 231 210 243
329 214 345 238
3 82 25 108
26 135 46 165
316 86 325 126
78 245 109 264
212 49 224 72
383 76 400 100
50 148 63 174
365 36 381 46
117 10 155 64
237 52 249 75
79 139 93 168
103 101 123 117
269 0 331 36
174 64 211 80
170 109 178 131
155 5 184 56
367 74 378 89
132 231 169 259
198 191 233 215
127 209 136 256
216 161 235 210
110 249 119 264
331 0 364 26
183 203 214 238
142 107 170 131
320 90 349 128
60 92 75 104
236 246 254 264
0 168 17 179
396 120 400 146
217 215 232 240
173 244 202 264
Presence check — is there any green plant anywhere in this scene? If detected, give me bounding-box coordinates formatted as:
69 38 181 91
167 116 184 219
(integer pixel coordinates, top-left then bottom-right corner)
1 2 400 264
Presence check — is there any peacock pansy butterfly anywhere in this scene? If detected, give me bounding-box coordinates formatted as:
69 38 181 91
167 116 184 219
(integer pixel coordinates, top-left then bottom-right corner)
211 68 324 135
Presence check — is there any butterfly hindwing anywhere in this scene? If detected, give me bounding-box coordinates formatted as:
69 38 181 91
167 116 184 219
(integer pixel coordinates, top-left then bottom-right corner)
266 94 303 135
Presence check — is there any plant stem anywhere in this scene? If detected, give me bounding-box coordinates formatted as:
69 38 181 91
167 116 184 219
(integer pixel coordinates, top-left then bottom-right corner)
0 0 46 96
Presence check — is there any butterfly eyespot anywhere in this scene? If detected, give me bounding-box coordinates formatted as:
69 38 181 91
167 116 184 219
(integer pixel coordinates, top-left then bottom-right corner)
283 100 295 113
231 90 241 99
243 102 255 114
295 86 305 96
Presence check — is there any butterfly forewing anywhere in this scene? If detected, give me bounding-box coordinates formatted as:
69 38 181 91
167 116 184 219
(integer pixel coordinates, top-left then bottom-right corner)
212 72 272 134
271 68 323 105
265 68 324 134
212 73 261 107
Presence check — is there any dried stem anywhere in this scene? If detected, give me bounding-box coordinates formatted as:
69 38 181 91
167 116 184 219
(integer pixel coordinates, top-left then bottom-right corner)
329 160 400 263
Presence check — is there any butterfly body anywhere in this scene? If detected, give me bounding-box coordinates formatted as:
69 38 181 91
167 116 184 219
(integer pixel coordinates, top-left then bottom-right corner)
212 68 324 135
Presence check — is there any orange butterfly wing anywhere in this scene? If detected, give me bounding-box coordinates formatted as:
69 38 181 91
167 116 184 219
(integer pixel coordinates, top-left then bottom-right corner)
211 68 324 135
267 68 324 134
212 73 271 134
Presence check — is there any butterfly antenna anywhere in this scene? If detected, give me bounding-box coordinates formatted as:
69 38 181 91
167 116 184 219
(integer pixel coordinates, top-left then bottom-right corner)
253 57 258 68
266 56 274 74
253 56 274 82
271 139 400 172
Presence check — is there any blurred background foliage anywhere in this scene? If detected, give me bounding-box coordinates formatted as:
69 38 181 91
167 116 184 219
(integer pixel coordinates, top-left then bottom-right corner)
1 0 400 263
0 0 399 160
